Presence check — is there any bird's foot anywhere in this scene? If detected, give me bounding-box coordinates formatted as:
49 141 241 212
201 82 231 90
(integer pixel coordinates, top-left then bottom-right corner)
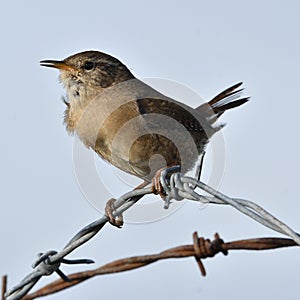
152 165 181 198
105 198 124 228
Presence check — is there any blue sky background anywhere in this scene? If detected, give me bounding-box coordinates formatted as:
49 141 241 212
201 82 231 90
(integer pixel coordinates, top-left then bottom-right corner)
1 1 300 299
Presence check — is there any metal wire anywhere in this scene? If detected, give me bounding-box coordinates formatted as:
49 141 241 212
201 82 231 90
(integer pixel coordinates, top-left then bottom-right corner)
4 170 300 299
170 174 300 244
3 233 298 300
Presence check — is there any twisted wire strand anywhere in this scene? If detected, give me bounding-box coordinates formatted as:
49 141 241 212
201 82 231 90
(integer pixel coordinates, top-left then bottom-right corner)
3 233 298 300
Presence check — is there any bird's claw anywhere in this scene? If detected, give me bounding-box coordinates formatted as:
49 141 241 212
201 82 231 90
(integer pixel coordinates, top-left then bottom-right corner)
152 165 181 199
105 198 124 228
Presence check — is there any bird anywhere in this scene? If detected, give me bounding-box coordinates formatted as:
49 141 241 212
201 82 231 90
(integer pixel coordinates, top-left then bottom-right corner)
40 50 249 226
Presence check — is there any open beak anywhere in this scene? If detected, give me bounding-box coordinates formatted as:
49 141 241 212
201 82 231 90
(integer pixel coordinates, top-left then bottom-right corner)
40 60 76 72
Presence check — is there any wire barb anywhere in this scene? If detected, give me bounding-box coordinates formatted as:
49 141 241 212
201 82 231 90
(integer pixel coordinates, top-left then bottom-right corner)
193 232 207 276
5 250 95 299
1 276 7 300
192 232 227 276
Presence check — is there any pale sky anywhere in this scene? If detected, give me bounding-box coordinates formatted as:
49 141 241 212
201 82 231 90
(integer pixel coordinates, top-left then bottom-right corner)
1 1 300 299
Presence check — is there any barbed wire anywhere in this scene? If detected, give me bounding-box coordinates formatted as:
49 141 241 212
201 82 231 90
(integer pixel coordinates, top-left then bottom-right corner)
3 170 300 300
19 233 300 299
2 233 298 300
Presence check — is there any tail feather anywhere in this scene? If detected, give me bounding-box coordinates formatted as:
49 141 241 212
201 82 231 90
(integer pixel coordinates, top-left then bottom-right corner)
208 82 243 106
213 97 249 115
196 82 249 119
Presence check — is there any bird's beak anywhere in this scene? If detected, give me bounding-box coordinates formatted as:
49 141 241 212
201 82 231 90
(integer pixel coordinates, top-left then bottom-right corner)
40 60 76 72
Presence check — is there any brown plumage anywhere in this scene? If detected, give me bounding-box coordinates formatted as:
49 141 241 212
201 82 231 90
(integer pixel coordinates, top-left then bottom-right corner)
40 50 249 183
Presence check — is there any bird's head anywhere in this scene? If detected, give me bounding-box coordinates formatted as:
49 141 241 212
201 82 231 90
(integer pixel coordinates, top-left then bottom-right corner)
40 50 135 92
41 51 135 132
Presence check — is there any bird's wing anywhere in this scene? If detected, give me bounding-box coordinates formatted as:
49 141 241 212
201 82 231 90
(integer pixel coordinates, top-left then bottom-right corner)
136 97 214 134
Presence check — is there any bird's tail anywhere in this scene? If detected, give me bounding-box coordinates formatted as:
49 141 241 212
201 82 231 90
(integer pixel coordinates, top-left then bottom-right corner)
196 82 249 122
208 82 249 116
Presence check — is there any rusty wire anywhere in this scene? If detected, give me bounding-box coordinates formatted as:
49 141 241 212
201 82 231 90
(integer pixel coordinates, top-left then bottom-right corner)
1 232 297 300
1 276 7 300
3 167 300 299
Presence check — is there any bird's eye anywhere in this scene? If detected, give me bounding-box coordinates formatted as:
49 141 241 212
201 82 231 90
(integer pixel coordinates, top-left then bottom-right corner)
83 61 95 70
